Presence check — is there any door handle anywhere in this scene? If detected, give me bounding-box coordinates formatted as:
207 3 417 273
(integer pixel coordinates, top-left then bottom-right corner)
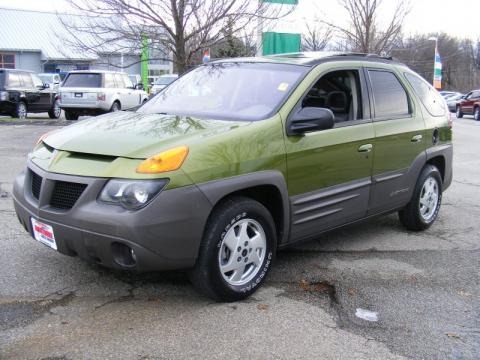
411 134 423 143
358 144 373 153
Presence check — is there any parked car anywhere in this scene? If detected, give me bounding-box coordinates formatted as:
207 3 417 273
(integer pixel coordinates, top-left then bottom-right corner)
150 74 178 95
455 89 480 120
439 91 459 98
446 93 464 112
59 70 149 120
38 73 62 91
13 52 452 301
442 92 462 100
0 68 61 119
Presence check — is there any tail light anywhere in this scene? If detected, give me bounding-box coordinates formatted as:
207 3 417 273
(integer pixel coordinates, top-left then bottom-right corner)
97 93 106 101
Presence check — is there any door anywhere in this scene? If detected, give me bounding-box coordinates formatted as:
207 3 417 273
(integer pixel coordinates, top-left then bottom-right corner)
31 73 54 112
114 73 135 109
285 67 375 242
366 68 427 214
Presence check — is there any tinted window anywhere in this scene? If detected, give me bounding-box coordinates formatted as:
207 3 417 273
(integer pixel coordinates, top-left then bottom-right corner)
104 73 116 88
404 72 445 117
63 73 102 88
113 73 124 88
368 70 410 118
7 72 21 87
140 63 307 121
0 71 4 88
20 73 34 88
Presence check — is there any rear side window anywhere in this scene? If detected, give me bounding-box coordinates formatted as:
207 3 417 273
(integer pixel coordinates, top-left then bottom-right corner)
113 73 124 88
122 74 133 88
20 73 34 88
104 73 116 88
0 71 5 88
63 73 102 88
404 72 445 117
7 72 21 87
368 70 410 118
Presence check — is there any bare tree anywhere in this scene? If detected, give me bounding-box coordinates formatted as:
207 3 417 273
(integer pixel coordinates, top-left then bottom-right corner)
301 22 333 51
325 0 410 54
60 0 293 74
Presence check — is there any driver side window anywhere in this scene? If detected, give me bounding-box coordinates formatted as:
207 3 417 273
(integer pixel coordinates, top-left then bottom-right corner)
302 70 363 124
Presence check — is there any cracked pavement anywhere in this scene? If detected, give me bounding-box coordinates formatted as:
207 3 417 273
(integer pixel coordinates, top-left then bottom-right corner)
0 115 479 359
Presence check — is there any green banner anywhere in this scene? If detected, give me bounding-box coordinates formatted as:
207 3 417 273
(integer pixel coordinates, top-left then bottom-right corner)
263 0 298 4
141 35 149 93
262 32 301 55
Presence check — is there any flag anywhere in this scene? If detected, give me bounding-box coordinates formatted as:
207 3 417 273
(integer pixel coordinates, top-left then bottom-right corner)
433 47 442 90
260 0 300 55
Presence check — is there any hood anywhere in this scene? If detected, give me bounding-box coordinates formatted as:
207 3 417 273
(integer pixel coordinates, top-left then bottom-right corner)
44 111 250 159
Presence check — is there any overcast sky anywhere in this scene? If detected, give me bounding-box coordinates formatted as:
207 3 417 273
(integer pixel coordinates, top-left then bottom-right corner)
0 0 479 40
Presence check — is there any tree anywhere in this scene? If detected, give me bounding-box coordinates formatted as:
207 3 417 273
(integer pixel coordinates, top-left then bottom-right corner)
325 0 410 54
61 0 293 74
391 33 480 91
301 22 333 51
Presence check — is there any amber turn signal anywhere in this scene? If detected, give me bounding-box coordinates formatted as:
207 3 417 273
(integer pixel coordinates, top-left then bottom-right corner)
136 146 189 174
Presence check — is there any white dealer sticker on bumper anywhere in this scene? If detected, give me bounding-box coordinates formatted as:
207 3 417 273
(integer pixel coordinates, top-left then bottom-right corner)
31 218 57 250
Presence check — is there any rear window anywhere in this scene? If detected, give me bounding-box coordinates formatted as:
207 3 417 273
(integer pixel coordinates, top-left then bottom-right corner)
63 73 102 88
404 72 445 117
368 70 410 119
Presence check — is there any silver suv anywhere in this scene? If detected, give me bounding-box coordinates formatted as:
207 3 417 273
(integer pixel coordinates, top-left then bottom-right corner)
59 70 148 120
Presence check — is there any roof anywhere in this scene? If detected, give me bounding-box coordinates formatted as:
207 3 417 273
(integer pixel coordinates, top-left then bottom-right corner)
212 51 399 67
0 7 98 61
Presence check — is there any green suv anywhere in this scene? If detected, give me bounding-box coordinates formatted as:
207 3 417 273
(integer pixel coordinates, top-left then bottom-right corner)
13 52 452 301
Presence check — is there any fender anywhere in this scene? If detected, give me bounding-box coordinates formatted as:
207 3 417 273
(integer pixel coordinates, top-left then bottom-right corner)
196 170 291 246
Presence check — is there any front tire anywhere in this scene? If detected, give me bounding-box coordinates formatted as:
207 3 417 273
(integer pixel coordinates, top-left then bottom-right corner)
399 165 442 231
48 100 61 119
474 107 480 121
456 106 463 118
13 101 27 119
189 196 276 302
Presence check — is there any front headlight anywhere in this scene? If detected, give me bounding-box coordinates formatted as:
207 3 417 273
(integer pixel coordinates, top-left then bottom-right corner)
98 179 169 210
0 91 8 101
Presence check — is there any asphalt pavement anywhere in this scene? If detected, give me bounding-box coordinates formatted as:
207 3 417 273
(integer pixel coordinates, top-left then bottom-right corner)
0 113 478 359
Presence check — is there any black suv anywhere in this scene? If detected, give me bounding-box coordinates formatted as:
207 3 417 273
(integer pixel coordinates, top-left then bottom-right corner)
0 69 61 119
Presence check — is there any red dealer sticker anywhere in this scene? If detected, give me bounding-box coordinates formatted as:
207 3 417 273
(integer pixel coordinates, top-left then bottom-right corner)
31 218 57 250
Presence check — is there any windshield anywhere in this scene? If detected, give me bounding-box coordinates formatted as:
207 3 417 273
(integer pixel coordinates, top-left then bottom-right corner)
140 63 307 121
155 76 177 85
63 73 102 88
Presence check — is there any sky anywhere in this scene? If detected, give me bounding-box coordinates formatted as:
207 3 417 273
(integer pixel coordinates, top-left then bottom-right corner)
0 0 479 40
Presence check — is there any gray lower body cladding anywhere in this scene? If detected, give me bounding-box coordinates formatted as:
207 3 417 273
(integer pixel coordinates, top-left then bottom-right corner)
12 162 212 272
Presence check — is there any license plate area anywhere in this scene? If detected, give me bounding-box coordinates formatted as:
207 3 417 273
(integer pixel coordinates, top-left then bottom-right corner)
74 93 83 98
31 218 57 250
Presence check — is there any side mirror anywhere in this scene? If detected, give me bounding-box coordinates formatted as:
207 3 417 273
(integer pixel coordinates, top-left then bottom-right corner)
135 83 144 90
287 107 335 135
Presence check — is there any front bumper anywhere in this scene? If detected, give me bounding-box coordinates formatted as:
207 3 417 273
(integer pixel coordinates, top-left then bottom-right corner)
12 161 213 272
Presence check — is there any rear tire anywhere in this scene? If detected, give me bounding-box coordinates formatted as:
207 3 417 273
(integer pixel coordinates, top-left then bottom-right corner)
189 196 276 302
48 100 61 119
65 110 79 121
13 101 27 119
456 106 463 118
110 101 121 112
474 107 480 121
399 165 442 231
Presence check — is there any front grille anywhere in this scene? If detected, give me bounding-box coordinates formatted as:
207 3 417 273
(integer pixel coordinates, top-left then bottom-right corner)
31 171 42 200
50 181 87 210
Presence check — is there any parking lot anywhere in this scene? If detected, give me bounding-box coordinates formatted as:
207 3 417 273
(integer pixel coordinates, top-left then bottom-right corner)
0 113 479 359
